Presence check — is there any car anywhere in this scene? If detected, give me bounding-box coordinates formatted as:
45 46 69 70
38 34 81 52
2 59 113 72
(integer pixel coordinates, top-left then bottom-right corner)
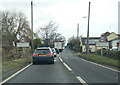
111 47 118 51
32 47 54 64
54 48 60 54
52 48 57 57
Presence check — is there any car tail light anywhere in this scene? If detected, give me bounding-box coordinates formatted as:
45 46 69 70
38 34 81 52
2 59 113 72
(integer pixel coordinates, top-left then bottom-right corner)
46 53 52 55
33 53 38 56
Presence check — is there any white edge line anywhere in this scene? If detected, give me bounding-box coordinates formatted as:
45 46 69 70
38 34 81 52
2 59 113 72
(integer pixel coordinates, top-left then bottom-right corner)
76 76 88 85
63 63 72 71
81 59 120 72
0 63 32 84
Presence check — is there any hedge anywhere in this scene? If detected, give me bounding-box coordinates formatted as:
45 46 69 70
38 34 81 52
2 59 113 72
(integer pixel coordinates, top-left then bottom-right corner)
96 49 120 60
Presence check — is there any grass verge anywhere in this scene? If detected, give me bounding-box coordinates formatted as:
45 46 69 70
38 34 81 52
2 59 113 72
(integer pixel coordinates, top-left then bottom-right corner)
2 57 32 80
77 53 119 68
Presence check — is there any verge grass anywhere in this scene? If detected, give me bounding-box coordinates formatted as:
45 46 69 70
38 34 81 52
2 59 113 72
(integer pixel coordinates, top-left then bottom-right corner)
2 57 32 75
78 53 119 67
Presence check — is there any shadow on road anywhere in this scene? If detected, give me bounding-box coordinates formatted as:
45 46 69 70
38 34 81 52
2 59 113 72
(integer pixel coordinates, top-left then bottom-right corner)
32 62 54 65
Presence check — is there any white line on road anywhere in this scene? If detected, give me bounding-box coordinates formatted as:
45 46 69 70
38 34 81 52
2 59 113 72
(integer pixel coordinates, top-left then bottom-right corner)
63 63 72 71
81 58 120 72
59 57 63 62
76 76 88 85
59 57 88 84
54 59 56 62
0 63 32 84
59 57 72 71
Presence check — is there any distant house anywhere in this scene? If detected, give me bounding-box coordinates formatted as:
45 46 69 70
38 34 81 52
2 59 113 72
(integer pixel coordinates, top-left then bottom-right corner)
100 32 111 42
108 36 120 50
107 32 118 42
81 37 100 52
106 32 119 49
100 32 119 50
80 32 119 52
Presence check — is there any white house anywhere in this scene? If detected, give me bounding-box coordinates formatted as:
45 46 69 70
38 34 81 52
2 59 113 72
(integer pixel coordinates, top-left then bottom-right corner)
109 37 120 50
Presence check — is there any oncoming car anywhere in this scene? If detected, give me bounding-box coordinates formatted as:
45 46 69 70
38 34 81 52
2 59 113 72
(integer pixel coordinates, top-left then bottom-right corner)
32 47 54 64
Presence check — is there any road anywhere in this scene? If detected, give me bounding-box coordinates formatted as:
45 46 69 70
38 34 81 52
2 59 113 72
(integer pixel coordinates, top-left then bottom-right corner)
3 49 119 85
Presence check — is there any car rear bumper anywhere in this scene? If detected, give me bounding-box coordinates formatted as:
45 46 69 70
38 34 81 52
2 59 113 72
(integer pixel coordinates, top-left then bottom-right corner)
33 56 54 62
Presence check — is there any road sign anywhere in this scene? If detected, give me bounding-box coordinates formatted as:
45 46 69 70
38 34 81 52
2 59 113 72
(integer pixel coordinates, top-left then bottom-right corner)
20 37 26 42
17 42 29 47
96 42 109 47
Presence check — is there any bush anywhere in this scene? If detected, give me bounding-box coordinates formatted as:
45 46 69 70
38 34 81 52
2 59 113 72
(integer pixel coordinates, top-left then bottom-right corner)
96 49 120 60
2 48 33 61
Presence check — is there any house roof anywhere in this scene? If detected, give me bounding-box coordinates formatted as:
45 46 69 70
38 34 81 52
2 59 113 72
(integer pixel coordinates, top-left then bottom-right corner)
109 36 120 41
101 32 111 37
107 32 119 41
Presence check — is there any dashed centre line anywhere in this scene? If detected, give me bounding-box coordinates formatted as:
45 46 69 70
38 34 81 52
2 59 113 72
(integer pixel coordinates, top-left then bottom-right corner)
59 57 88 85
59 57 72 71
59 57 63 62
76 76 88 85
63 63 72 71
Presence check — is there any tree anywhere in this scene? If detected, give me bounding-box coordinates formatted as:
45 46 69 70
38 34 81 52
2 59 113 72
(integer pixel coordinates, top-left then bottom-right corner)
33 38 42 49
54 33 65 41
38 21 57 46
68 36 81 52
38 21 66 47
49 33 66 47
1 11 32 50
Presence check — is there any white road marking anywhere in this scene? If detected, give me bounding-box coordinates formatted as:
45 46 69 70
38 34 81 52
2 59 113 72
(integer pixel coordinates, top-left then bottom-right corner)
76 76 88 85
59 57 63 62
54 59 56 62
81 58 120 72
0 63 32 84
59 57 72 71
63 63 72 71
59 57 88 84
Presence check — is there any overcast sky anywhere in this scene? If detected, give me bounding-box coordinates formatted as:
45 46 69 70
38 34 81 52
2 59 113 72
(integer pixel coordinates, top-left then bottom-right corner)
0 0 119 41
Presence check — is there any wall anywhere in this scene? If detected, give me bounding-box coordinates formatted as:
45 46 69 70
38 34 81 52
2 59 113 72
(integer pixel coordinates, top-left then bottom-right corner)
82 45 108 53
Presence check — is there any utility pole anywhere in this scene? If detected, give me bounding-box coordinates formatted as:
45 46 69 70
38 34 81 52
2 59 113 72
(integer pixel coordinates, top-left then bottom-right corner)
86 2 91 54
77 23 79 52
31 1 34 49
77 23 79 39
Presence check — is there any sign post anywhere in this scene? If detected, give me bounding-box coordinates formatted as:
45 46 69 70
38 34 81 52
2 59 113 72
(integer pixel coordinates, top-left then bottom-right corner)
17 42 29 47
96 42 109 56
16 37 30 57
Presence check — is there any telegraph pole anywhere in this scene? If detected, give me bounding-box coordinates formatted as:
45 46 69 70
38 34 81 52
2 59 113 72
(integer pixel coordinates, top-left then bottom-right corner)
77 23 79 39
31 1 34 49
77 23 79 52
86 2 91 54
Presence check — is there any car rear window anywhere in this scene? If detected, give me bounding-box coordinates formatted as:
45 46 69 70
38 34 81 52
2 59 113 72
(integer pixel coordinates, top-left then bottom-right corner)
35 49 51 54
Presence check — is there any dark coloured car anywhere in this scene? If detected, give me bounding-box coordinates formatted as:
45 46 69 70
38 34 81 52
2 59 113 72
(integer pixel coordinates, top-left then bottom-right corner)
32 47 54 64
55 48 60 54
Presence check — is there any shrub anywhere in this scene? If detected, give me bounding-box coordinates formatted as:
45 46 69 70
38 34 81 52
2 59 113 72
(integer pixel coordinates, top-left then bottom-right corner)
2 48 33 61
96 49 120 60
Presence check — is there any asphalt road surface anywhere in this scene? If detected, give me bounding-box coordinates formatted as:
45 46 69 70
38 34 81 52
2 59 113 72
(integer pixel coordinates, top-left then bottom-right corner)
3 49 119 85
